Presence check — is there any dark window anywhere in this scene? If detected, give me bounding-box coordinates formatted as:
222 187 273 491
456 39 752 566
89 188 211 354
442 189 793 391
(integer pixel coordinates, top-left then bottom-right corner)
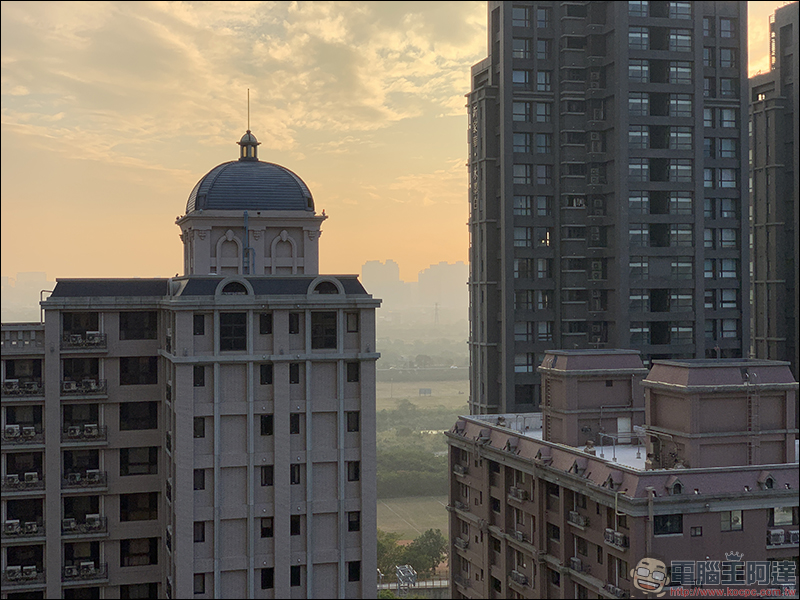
261 465 273 486
260 363 273 385
289 312 301 334
348 561 361 582
221 281 247 295
193 314 205 336
490 496 501 513
193 417 205 438
120 447 158 476
194 573 205 595
290 413 301 434
261 415 273 436
193 469 205 490
290 565 301 587
259 313 273 335
550 568 561 587
219 313 246 351
291 515 301 536
691 526 703 537
346 312 359 332
120 492 158 521
63 312 99 335
289 363 300 384
547 523 561 541
193 365 205 387
346 362 360 382
346 411 360 432
311 312 337 349
348 511 361 532
314 281 339 294
119 402 158 430
194 522 205 543
261 568 274 590
120 537 158 567
347 461 360 482
291 464 302 485
654 514 683 535
120 583 158 599
261 517 273 538
119 312 157 340
119 357 158 385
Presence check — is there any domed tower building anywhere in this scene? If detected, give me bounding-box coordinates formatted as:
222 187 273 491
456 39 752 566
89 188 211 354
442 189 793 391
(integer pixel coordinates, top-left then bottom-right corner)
4 132 379 599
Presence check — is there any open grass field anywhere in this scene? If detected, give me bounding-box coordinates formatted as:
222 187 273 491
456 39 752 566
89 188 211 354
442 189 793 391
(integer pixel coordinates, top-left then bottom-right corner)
375 378 469 412
377 495 450 541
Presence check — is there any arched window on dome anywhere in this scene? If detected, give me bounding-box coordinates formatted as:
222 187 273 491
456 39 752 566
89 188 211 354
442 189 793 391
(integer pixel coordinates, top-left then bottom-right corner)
313 281 339 295
222 281 248 295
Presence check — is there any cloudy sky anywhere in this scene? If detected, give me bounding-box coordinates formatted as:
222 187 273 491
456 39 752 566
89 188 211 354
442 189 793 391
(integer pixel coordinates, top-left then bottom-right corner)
0 1 786 283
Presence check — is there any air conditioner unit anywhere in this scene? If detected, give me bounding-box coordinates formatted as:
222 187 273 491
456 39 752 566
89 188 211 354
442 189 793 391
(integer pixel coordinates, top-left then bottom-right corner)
23 522 38 534
590 132 601 141
4 424 20 438
22 566 37 580
63 380 78 392
593 109 603 121
64 565 79 578
86 470 102 484
4 519 21 534
86 331 101 343
790 530 800 544
590 167 600 176
69 334 83 345
604 528 616 544
21 426 35 437
67 425 82 438
768 528 785 545
83 424 99 437
514 530 525 541
590 176 600 185
62 518 78 532
614 531 627 547
79 561 96 576
570 557 583 571
23 472 38 484
84 380 99 391
590 71 601 80
5 474 20 486
590 81 600 89
5 566 22 580
67 472 81 484
85 514 101 529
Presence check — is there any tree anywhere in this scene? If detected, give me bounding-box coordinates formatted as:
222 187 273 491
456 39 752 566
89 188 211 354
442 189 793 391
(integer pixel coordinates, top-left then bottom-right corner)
377 529 404 579
400 529 448 579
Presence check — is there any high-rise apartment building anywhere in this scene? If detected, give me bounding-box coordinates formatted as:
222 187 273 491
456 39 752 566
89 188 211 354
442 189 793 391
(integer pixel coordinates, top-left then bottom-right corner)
750 1 799 380
468 1 750 414
1 131 379 599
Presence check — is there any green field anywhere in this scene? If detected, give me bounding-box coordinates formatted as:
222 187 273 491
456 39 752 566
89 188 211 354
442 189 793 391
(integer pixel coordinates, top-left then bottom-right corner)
375 378 469 412
377 495 450 541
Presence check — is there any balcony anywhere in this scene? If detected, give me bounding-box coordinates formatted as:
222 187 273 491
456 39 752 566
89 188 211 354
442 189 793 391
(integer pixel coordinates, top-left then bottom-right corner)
568 511 590 528
767 528 799 548
61 333 107 351
1 380 44 398
454 536 469 551
453 463 469 476
453 500 470 512
61 379 107 397
62 470 108 490
62 561 108 584
453 574 471 589
509 570 529 586
1 473 44 494
569 556 591 574
2 519 44 539
2 565 45 587
605 582 630 599
61 424 108 444
508 487 529 502
2 425 44 445
604 528 629 550
62 515 108 537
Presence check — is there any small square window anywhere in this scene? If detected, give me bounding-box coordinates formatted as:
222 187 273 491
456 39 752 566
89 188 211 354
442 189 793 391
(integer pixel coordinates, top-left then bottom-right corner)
291 463 302 485
347 362 360 382
194 469 205 490
261 517 273 538
290 413 301 434
261 465 274 486
348 511 361 532
261 568 274 590
348 561 361 582
346 312 359 333
691 526 703 537
291 515 301 536
194 573 205 594
260 363 273 385
193 417 205 439
347 461 361 482
193 365 205 387
291 565 301 587
288 312 301 334
193 314 205 336
259 313 273 335
346 411 360 433
194 521 205 543
261 414 273 436
289 363 301 384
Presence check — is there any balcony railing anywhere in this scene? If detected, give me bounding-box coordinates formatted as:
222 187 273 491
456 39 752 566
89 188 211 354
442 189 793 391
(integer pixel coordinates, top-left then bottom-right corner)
62 515 108 536
61 379 107 396
62 470 108 489
453 500 469 512
454 537 469 550
568 510 590 528
1 473 44 493
2 425 44 444
2 520 44 538
508 486 529 502
61 333 107 350
453 574 471 589
1 380 44 397
62 562 108 583
509 570 529 586
61 425 108 443
2 566 45 587
453 464 469 476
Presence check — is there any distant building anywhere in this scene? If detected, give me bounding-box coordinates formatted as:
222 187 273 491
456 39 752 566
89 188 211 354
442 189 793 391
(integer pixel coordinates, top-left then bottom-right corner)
417 261 469 315
1 130 379 598
750 1 799 380
447 350 799 599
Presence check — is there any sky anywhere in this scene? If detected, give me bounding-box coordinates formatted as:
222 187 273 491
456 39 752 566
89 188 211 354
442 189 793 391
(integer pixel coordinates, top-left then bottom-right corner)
0 1 789 284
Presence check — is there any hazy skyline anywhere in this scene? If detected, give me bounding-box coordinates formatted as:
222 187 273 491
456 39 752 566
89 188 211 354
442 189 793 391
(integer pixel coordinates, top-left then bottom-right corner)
1 1 786 283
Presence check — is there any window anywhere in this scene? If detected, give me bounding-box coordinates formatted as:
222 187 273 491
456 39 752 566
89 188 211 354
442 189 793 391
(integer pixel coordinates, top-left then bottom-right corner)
535 102 551 123
630 322 650 344
721 319 738 338
512 69 530 89
311 312 337 349
630 257 649 280
513 101 531 122
720 78 738 98
194 521 205 543
536 290 552 310
630 92 649 116
121 583 159 599
346 312 359 333
630 290 648 312
721 510 743 531
720 199 737 219
261 568 274 590
347 461 361 482
629 158 649 182
194 417 205 438
348 511 361 532
348 561 361 583
120 492 158 521
669 62 692 84
536 39 551 60
290 413 301 434
671 322 693 343
259 313 272 335
719 139 737 158
669 1 691 19
536 6 551 28
720 289 738 309
536 165 552 185
703 17 715 37
514 195 531 216
291 463 303 485
515 353 536 373
703 47 714 67
705 228 716 249
513 38 531 59
536 71 551 91
629 59 649 83
535 227 552 246
514 227 532 247
535 133 552 154
704 168 715 188
670 127 692 150
512 6 530 27
770 507 798 527
720 48 737 68
537 258 552 279
629 224 649 247
120 447 158 476
219 313 246 351
670 193 692 215
671 259 693 279
121 537 158 567
629 27 649 50
119 312 157 340
514 259 533 279
261 414 273 436
289 363 301 384
120 357 158 385
291 565 302 587
260 363 273 385
629 125 649 149
669 29 692 52
120 402 158 430
513 133 531 153
515 322 534 342
720 18 735 38
193 365 205 387
538 321 553 342
194 469 205 490
513 164 532 185
704 138 715 158
547 523 561 541
719 169 737 188
291 515 301 536
288 312 301 334
261 465 273 486
193 573 205 595
654 514 683 535
720 228 738 249
629 1 648 17
346 411 360 433
670 159 692 182
193 314 205 336
515 290 534 310
261 517 273 538
704 108 714 128
719 108 737 128
691 526 703 537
